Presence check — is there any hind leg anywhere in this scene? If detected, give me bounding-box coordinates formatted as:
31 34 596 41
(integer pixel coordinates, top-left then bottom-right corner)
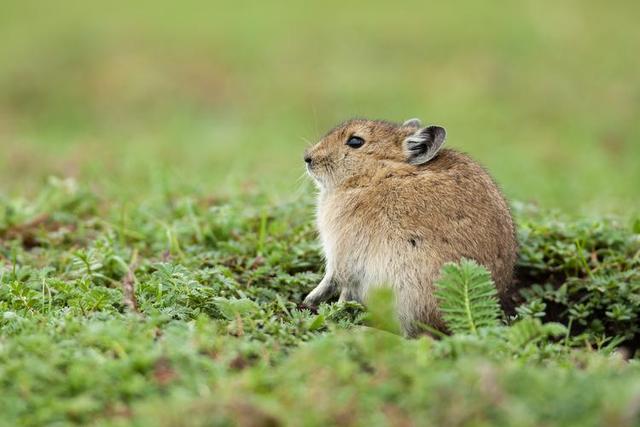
395 287 445 337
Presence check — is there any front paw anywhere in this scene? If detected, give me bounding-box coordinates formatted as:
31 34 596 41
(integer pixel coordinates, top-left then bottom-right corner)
303 284 331 307
338 288 354 303
303 277 337 307
302 291 321 307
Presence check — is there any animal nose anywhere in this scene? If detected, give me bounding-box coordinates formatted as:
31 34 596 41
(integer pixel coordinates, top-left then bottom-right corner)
304 154 312 165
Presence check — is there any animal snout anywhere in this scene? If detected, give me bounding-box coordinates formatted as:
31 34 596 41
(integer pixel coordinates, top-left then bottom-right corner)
303 153 313 165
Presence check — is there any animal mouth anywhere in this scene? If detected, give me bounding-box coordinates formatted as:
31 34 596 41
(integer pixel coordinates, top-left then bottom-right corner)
306 163 326 187
305 163 315 178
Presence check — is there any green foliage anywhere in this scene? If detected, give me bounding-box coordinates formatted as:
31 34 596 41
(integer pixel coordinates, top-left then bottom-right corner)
363 288 401 335
435 259 501 335
432 260 569 361
1 2 639 424
516 210 640 349
0 185 639 426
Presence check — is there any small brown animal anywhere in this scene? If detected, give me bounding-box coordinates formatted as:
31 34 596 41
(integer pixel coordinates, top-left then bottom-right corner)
303 118 517 336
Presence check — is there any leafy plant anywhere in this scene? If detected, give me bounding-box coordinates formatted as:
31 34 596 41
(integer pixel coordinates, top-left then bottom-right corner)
516 211 640 351
435 258 501 334
1 186 639 426
431 260 568 361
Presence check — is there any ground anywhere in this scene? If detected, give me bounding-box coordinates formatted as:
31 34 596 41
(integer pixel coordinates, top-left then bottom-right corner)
1 1 639 426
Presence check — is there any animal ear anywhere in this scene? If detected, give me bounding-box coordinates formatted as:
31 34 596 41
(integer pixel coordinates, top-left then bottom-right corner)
402 118 422 128
403 126 446 165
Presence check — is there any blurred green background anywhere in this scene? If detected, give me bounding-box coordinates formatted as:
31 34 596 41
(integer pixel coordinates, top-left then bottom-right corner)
1 0 638 214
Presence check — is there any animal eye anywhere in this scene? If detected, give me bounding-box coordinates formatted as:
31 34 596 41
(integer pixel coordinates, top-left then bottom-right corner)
346 136 364 148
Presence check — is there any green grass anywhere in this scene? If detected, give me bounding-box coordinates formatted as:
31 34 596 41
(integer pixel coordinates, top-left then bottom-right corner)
1 181 640 426
1 1 640 425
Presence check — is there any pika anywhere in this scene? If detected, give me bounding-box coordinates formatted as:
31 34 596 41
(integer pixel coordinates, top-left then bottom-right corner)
302 118 517 336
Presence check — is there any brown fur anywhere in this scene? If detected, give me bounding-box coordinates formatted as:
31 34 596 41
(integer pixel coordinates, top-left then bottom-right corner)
303 119 518 336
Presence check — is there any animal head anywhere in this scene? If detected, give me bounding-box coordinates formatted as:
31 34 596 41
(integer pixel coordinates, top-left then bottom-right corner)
304 118 446 189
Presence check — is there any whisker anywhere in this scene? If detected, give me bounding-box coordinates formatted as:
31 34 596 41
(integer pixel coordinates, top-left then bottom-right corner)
292 168 314 199
295 170 308 184
299 136 315 148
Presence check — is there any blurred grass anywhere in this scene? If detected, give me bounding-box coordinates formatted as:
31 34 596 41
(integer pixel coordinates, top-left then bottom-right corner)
0 0 639 214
